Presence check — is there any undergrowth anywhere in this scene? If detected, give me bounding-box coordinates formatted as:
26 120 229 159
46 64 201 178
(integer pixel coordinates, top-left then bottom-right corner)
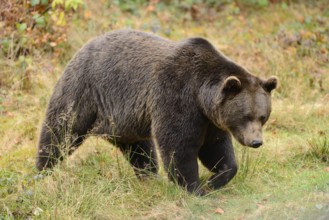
304 136 329 163
1 0 329 219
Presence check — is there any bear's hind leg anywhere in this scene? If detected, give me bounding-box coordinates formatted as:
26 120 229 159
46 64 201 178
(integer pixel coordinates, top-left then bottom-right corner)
199 125 238 189
36 103 97 171
36 125 62 171
36 121 92 171
118 140 158 179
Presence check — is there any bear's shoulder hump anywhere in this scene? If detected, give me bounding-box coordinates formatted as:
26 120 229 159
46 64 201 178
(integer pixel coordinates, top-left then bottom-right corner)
186 37 213 48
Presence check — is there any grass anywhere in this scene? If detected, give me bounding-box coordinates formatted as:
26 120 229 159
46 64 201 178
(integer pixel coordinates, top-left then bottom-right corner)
1 0 329 219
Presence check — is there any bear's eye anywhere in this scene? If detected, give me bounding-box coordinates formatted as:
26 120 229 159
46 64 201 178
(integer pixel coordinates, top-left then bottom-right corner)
244 115 254 121
260 116 266 123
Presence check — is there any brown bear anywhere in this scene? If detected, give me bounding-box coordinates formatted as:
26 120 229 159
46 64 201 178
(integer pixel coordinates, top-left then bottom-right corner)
36 29 277 195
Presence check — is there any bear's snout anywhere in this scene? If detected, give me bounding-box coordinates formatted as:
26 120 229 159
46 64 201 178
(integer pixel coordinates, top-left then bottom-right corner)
233 121 264 148
250 140 263 148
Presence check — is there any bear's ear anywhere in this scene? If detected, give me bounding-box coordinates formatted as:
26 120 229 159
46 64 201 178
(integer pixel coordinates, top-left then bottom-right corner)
263 76 278 93
223 76 242 94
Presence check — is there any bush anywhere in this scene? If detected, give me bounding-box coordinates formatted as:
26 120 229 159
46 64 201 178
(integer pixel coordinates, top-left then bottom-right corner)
0 0 83 59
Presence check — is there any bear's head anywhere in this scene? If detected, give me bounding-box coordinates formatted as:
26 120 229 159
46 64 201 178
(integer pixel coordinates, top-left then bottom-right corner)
199 74 278 148
220 76 277 148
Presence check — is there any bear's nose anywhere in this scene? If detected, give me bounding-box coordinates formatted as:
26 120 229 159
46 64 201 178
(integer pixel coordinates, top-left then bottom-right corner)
251 140 263 148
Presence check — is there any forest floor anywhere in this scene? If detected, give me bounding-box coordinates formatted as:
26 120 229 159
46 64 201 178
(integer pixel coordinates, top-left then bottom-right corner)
1 1 329 219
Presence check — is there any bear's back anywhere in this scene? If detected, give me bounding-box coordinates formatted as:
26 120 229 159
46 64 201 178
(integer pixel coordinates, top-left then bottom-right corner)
59 29 180 89
84 29 176 75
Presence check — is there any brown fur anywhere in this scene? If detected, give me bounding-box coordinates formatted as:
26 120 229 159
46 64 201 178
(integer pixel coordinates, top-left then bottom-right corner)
36 29 277 195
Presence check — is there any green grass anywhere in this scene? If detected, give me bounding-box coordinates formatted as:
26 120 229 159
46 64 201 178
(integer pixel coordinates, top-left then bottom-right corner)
1 1 329 219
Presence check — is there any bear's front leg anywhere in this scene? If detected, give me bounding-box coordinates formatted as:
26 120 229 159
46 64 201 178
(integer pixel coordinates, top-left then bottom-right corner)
153 118 207 195
199 124 238 189
167 147 202 195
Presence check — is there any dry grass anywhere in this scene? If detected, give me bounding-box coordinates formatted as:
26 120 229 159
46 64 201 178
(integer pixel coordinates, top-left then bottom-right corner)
1 1 329 219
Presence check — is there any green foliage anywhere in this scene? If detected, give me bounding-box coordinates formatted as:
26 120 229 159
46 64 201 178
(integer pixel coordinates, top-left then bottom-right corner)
31 0 41 6
281 2 288 9
256 0 268 7
1 0 329 219
52 0 84 10
0 0 84 60
33 14 46 27
16 23 27 32
114 0 148 13
31 0 50 6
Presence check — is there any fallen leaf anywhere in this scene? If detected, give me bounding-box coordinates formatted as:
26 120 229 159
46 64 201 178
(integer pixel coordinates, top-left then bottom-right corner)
7 112 14 117
33 207 44 216
256 203 265 208
297 15 305 23
325 167 329 173
315 204 323 209
214 207 225 214
146 5 155 12
50 42 57 47
84 10 92 19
